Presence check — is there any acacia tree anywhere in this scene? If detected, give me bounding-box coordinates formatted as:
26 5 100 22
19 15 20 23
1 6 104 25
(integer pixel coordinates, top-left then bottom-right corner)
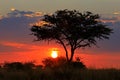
31 9 112 62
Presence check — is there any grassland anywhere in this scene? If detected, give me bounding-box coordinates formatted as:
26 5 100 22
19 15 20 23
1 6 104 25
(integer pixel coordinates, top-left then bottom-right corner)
0 61 120 80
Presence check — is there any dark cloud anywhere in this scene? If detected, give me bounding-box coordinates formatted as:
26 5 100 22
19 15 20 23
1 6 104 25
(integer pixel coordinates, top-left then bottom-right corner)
7 10 33 17
0 44 30 52
0 10 44 53
0 10 43 42
89 16 120 53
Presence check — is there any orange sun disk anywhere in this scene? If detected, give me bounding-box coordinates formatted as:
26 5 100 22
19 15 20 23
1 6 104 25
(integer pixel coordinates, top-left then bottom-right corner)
51 50 58 58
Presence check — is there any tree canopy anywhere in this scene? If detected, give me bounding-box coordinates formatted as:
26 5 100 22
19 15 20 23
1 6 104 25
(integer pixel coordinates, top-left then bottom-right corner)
31 9 112 62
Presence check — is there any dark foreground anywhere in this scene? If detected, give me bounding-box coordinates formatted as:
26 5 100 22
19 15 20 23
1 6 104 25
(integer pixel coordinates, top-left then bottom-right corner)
0 64 120 80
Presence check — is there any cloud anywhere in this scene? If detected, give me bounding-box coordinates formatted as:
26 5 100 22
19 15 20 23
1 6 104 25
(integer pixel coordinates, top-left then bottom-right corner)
0 41 43 52
0 10 54 54
113 11 120 15
0 41 25 48
0 40 58 59
24 12 43 18
0 41 29 52
0 9 44 42
90 14 120 53
100 16 120 24
10 8 16 11
0 14 3 20
3 9 43 18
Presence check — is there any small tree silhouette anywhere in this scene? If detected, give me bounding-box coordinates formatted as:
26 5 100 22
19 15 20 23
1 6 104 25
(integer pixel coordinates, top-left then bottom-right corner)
3 62 35 71
31 9 112 62
3 62 24 70
42 57 66 68
42 57 86 69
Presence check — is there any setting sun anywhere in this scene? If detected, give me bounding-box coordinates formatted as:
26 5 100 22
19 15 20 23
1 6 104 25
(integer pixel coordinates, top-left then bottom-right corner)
51 50 58 58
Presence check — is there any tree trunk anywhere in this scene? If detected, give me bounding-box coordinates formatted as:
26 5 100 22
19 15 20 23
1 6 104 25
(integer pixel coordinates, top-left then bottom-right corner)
69 48 75 62
61 44 69 61
64 47 69 61
57 39 69 61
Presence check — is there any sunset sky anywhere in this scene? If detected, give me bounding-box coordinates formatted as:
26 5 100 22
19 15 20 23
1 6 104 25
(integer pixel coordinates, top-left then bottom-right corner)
0 0 120 68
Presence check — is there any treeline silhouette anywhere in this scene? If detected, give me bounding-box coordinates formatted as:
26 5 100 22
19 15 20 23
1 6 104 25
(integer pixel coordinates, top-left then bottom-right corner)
2 62 36 71
1 57 85 70
0 57 120 80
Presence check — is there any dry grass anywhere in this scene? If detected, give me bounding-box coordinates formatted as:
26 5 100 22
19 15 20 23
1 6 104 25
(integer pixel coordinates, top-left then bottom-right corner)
0 65 120 80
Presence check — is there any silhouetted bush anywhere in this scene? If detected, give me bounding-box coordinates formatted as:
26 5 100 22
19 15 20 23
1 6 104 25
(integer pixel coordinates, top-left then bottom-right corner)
42 57 67 68
3 62 24 71
70 61 86 69
42 57 86 70
3 62 35 71
23 62 35 70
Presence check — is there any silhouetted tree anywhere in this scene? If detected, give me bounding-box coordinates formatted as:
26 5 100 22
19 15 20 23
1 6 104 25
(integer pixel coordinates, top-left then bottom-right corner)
42 57 86 69
31 9 112 62
3 62 35 71
23 62 35 70
3 62 24 70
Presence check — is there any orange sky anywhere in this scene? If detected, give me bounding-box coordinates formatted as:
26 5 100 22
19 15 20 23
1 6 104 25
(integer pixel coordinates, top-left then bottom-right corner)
0 41 120 69
0 50 120 69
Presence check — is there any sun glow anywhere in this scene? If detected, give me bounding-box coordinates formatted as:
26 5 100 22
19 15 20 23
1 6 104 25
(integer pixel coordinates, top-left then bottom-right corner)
51 50 58 58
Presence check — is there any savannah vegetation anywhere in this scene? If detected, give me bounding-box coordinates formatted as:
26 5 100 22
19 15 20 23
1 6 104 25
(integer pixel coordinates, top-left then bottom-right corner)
0 58 120 80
